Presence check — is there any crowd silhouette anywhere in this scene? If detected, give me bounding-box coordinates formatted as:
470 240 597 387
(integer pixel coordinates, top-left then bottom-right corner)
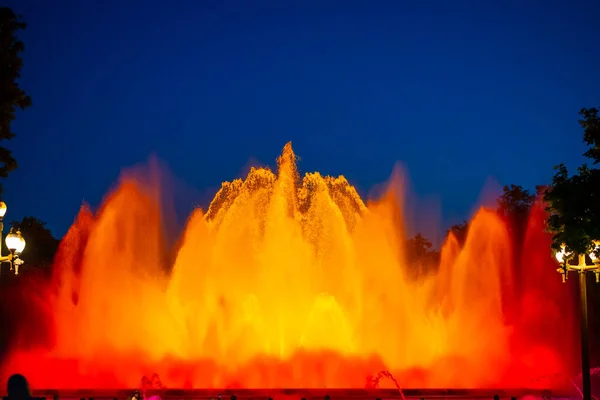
3 374 31 400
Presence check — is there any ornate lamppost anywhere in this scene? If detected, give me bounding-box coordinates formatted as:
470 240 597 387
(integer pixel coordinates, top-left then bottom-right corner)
0 201 27 276
555 241 600 400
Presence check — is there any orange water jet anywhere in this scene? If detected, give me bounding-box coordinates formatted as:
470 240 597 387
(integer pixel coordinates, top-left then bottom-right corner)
0 143 576 389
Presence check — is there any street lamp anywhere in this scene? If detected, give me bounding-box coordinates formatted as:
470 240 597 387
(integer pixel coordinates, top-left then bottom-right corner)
0 201 27 276
555 241 600 400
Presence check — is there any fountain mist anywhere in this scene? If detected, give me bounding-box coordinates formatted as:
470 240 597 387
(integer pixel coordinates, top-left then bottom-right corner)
0 143 576 389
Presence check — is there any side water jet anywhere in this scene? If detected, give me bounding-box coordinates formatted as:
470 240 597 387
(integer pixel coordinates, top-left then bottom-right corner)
0 143 575 390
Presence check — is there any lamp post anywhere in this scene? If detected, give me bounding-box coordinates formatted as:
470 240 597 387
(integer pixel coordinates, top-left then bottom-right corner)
0 201 27 276
555 241 600 400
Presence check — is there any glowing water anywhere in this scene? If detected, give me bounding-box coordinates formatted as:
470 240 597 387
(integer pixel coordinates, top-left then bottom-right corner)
0 143 575 389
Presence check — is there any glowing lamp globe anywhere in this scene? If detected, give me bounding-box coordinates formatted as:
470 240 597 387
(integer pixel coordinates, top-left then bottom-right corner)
590 241 600 263
0 201 6 219
555 245 571 264
5 229 25 254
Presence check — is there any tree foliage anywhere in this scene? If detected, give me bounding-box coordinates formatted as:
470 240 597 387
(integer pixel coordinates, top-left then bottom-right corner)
497 184 536 260
0 7 31 193
10 217 59 271
406 233 433 262
446 220 469 246
580 107 600 164
544 108 600 258
497 184 535 223
405 233 440 276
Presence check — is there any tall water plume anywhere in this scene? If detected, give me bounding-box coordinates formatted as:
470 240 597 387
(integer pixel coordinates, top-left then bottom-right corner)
0 143 575 389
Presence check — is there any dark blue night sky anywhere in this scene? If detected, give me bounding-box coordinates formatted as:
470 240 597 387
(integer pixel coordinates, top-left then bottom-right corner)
3 0 599 243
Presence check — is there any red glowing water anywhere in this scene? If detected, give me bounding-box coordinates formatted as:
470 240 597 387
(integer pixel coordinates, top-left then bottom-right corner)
0 144 577 390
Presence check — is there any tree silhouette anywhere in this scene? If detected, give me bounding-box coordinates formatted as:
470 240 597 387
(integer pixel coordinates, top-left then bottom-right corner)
9 217 59 273
545 108 600 257
580 107 600 164
446 220 469 247
0 7 31 194
405 233 439 277
497 184 535 225
496 184 536 263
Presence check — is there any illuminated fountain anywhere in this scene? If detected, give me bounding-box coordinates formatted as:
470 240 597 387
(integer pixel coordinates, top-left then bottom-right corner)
0 143 577 391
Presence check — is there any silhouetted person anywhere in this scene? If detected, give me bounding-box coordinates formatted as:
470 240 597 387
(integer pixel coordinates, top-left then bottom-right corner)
4 374 31 400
